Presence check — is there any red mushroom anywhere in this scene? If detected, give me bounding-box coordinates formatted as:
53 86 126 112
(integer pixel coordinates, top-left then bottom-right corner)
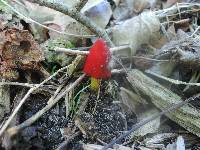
83 39 111 91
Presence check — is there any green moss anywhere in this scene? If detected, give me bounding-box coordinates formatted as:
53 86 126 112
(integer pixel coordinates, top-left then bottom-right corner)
41 38 75 74
46 38 74 50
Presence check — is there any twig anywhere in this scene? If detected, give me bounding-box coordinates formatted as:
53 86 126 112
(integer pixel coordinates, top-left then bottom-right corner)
55 47 89 55
111 69 127 74
0 82 35 88
0 81 55 89
101 94 200 150
47 82 66 105
155 3 200 19
55 131 81 150
147 71 200 86
191 26 200 37
110 45 130 53
124 56 171 62
6 74 85 137
1 0 95 38
28 0 114 47
0 65 70 137
54 45 130 55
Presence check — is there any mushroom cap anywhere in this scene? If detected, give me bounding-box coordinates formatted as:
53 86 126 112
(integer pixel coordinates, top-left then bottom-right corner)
83 39 111 79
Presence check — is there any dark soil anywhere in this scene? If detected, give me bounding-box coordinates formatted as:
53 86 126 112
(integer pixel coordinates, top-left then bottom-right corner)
14 94 69 150
3 81 137 150
76 82 137 143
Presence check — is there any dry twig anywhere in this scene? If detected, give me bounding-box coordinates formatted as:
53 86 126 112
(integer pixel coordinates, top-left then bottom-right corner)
54 45 130 55
0 81 55 89
55 47 89 55
155 3 200 19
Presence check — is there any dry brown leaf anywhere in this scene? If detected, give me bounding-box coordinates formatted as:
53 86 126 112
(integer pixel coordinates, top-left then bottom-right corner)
0 28 44 80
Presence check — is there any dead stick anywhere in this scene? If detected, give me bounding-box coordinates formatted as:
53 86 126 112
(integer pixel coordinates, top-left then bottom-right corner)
0 66 69 137
101 94 200 150
55 47 89 55
54 45 130 55
6 74 85 137
0 81 55 89
47 82 66 105
0 82 35 88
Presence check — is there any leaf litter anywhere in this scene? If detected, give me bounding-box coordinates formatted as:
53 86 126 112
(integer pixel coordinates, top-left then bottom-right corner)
1 0 200 150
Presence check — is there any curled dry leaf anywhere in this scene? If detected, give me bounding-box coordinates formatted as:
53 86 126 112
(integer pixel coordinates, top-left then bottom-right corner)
0 28 44 80
110 11 160 57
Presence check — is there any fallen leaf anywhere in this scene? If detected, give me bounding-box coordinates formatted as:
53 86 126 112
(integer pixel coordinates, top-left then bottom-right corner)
0 28 44 80
110 11 160 57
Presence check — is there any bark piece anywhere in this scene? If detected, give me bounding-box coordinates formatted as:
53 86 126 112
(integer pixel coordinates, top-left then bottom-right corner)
0 28 44 79
127 69 200 137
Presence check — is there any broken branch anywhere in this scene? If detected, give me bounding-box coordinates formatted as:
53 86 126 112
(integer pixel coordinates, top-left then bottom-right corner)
54 45 130 55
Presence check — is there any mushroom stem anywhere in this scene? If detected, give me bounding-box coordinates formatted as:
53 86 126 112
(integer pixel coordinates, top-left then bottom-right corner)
90 77 101 91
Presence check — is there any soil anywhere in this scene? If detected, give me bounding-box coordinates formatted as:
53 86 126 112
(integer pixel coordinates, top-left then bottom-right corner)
2 81 136 150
